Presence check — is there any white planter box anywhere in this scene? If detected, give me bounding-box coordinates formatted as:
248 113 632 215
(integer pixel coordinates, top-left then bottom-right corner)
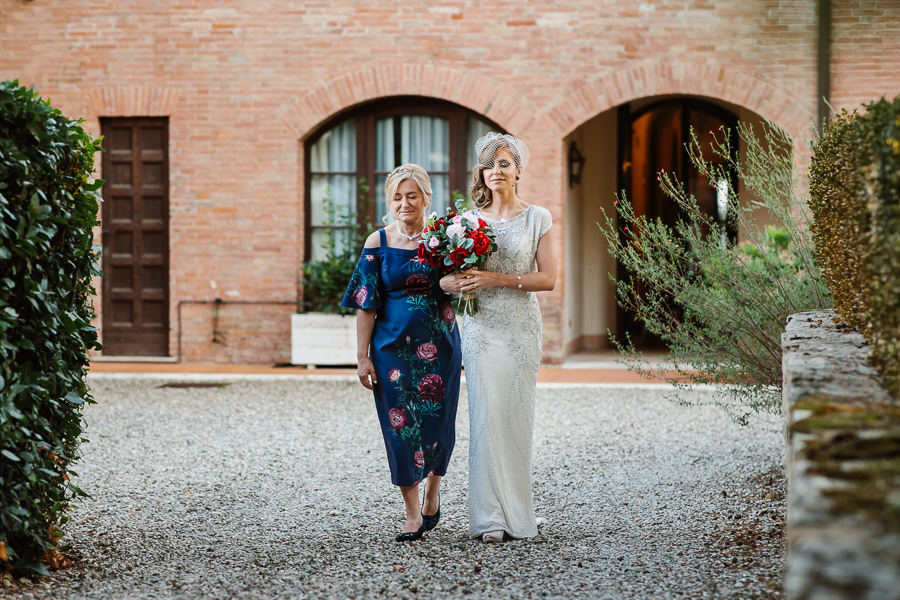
291 312 357 366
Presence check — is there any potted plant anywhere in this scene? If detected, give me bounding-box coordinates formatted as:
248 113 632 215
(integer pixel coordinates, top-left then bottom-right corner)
291 181 375 366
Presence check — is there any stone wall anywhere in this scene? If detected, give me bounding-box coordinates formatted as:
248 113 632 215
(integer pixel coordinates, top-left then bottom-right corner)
781 310 900 600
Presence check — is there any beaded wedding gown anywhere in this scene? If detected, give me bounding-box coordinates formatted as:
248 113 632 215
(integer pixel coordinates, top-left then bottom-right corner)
458 204 552 539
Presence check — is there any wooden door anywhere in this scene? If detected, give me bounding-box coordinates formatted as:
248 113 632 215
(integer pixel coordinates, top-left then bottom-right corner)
616 100 738 346
100 118 169 356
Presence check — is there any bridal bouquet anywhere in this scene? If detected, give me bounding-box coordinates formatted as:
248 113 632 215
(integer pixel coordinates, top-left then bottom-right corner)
416 197 497 316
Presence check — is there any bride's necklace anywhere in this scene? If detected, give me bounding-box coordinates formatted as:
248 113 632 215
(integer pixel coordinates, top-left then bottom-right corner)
396 225 424 241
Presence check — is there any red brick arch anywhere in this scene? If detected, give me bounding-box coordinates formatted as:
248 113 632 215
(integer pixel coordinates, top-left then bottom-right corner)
544 58 815 140
276 63 539 139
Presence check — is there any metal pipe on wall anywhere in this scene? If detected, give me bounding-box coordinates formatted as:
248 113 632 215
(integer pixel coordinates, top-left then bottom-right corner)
818 0 832 132
175 299 302 363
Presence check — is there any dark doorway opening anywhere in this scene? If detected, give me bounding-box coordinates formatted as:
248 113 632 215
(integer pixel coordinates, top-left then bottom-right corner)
615 98 738 347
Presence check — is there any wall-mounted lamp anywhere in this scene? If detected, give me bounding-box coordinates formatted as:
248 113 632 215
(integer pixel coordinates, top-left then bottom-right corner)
568 141 586 187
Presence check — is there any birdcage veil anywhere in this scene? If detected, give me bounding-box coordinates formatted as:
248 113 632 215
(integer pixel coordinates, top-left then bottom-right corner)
474 132 530 171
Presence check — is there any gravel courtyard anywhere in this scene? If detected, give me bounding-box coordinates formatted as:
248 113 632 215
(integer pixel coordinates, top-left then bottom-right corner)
4 378 786 600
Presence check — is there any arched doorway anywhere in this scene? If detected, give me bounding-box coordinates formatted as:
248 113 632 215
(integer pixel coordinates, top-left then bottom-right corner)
616 98 739 345
562 95 769 358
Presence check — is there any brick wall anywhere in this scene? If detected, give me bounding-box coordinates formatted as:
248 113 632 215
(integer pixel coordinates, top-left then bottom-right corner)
1 0 896 363
831 0 900 110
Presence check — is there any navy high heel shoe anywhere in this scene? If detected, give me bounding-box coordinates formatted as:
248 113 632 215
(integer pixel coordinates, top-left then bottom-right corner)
422 493 441 531
395 524 424 542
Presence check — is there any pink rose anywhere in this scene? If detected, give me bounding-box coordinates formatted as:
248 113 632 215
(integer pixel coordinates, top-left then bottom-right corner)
353 287 368 305
388 408 407 430
389 368 401 382
428 236 440 248
446 222 465 240
417 374 444 403
416 342 438 362
439 301 455 323
365 254 376 262
414 450 424 468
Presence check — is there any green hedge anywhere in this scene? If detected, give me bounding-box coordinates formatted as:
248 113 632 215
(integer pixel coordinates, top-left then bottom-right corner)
808 109 872 331
810 95 900 398
0 81 102 574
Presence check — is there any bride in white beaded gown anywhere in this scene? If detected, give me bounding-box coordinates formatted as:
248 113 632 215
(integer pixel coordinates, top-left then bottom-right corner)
440 133 557 542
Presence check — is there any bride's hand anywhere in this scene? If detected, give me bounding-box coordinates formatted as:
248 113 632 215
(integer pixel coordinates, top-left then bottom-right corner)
458 268 495 294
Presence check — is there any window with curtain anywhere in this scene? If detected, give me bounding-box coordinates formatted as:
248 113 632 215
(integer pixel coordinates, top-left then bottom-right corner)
306 98 497 262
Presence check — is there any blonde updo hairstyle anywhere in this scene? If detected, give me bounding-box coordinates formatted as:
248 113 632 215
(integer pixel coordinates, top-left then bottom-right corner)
470 133 527 209
383 163 433 225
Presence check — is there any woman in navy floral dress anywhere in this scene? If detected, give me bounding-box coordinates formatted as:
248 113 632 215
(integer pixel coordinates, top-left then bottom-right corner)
341 164 461 542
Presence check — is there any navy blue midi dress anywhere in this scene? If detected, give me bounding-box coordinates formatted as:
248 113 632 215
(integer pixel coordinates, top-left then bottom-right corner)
340 229 462 487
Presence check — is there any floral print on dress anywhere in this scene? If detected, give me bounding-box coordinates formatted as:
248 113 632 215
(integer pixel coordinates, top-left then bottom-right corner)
340 250 382 310
416 342 438 361
340 230 461 487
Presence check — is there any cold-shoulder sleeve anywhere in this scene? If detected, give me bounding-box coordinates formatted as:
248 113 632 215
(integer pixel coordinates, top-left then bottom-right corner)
340 249 383 310
534 205 552 239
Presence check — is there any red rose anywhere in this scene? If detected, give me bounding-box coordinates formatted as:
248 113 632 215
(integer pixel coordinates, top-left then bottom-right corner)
449 247 470 267
388 408 407 430
470 231 491 255
418 374 444 403
478 218 488 229
427 252 444 270
439 301 455 323
417 243 430 262
405 274 431 296
416 342 438 361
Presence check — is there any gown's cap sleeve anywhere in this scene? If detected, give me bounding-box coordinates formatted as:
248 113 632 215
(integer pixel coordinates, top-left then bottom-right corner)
340 248 383 310
535 205 552 239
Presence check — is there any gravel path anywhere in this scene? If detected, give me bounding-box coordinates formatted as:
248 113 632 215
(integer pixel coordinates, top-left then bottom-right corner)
3 378 786 599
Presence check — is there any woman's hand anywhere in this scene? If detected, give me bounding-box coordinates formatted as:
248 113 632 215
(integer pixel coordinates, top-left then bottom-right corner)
456 268 497 294
439 272 468 294
357 356 377 390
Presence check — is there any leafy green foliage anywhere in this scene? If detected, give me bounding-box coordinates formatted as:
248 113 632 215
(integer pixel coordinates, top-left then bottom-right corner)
301 180 375 315
810 95 900 398
0 81 102 574
599 121 831 423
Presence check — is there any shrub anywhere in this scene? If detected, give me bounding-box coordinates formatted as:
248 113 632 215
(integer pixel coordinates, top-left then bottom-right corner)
865 97 900 398
301 180 374 315
599 120 831 423
0 81 102 574
810 96 900 397
808 109 874 331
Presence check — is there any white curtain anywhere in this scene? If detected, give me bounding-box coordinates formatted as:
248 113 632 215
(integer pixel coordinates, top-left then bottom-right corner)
375 116 451 220
375 119 395 172
309 120 356 261
401 116 449 171
403 116 449 215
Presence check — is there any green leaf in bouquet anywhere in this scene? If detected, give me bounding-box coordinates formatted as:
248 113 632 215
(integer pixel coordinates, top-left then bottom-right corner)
454 196 475 212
